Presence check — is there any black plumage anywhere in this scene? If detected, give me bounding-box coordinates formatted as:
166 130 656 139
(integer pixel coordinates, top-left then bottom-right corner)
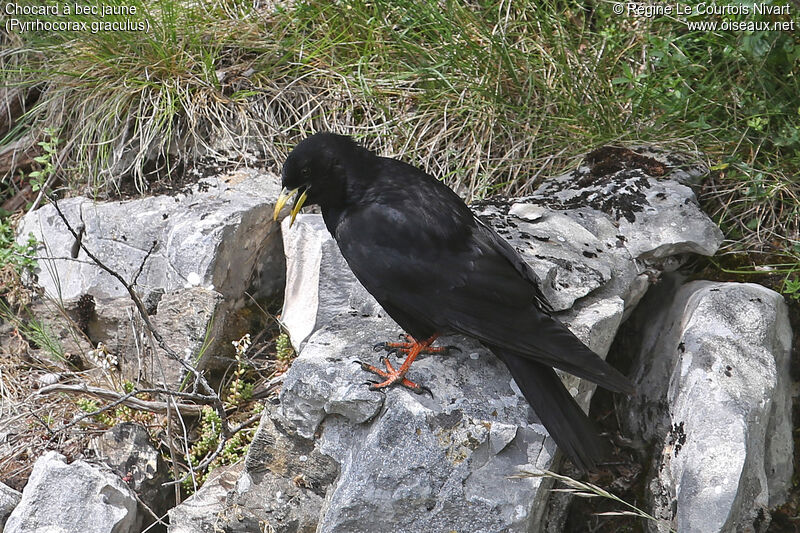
275 132 634 470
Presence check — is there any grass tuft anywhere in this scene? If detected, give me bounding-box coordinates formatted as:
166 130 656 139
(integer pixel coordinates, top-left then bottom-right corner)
1 2 798 267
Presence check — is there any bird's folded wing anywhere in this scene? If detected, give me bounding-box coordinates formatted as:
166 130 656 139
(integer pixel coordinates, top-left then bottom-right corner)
337 204 633 394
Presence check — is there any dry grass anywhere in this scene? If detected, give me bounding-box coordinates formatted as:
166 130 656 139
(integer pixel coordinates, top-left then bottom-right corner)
0 324 101 489
0 290 286 492
1 1 649 201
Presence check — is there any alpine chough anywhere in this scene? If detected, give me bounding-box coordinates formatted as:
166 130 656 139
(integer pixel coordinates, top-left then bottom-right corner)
274 132 635 470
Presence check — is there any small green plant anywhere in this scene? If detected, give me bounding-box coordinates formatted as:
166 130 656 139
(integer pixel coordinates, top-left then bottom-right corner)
181 333 260 492
182 405 255 491
275 333 295 367
226 333 254 407
75 393 156 429
0 223 38 306
782 274 800 301
0 223 38 275
28 128 61 192
76 397 115 426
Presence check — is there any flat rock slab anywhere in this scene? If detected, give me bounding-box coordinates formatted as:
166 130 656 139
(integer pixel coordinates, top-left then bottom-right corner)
282 313 558 533
624 281 793 532
5 451 139 533
17 169 283 303
280 215 382 351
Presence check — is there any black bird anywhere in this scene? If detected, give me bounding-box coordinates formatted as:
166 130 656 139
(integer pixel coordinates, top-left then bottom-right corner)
274 132 635 470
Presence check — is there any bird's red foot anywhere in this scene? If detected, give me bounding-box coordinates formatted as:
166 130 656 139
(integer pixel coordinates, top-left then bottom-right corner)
373 334 448 356
357 334 440 395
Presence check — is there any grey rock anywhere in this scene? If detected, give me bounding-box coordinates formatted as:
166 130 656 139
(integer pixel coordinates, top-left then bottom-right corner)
21 297 94 365
280 214 382 351
168 463 242 533
281 305 620 533
16 168 285 388
624 281 793 533
283 314 557 533
526 148 722 263
136 286 224 387
91 423 174 531
167 406 338 533
17 169 283 304
5 451 138 533
43 287 225 388
215 407 339 532
0 482 21 530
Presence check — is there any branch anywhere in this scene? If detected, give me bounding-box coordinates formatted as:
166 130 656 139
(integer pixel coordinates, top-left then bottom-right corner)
45 194 230 433
37 383 206 416
38 193 271 486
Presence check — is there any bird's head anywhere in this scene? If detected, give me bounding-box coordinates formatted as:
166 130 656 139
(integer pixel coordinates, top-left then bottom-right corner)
273 132 360 226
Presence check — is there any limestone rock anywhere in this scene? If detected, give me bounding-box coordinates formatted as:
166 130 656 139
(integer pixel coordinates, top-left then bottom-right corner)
5 451 139 533
167 406 338 533
279 215 382 351
168 463 242 533
17 169 284 304
282 314 558 533
217 407 339 532
529 156 722 262
0 482 21 530
16 169 284 388
92 423 174 531
624 280 793 532
280 297 626 533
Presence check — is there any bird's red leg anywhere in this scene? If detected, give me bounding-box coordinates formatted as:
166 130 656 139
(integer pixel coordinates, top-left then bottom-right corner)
359 334 439 393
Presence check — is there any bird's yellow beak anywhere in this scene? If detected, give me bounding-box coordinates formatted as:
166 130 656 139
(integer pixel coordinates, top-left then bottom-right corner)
273 187 309 227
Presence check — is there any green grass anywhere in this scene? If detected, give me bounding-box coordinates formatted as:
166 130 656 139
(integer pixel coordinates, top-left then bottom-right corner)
1 0 799 285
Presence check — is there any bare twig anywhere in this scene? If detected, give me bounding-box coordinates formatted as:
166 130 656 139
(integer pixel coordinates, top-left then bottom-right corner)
45 194 231 436
37 383 206 416
132 240 158 287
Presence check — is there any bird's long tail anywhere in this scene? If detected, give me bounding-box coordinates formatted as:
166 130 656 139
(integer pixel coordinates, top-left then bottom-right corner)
496 348 607 471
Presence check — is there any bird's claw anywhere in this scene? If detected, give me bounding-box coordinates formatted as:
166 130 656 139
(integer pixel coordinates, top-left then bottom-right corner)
373 342 399 356
365 380 388 393
412 384 434 397
354 360 374 372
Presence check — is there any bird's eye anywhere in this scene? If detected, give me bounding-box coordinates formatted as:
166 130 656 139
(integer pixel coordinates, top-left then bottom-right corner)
301 167 311 177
